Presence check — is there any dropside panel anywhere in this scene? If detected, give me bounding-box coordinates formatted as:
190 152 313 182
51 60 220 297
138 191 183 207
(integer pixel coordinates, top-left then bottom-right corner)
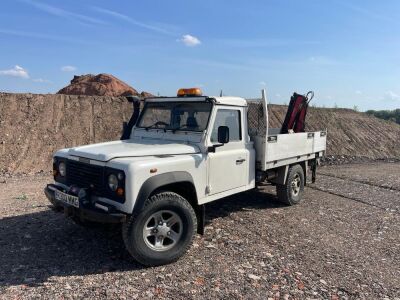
266 132 314 161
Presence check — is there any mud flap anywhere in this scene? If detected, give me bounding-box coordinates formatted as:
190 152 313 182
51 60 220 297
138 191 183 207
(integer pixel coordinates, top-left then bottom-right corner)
311 159 317 183
197 205 205 235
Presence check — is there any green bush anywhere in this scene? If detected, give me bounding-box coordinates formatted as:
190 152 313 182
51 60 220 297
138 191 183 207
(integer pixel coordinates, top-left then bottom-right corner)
366 109 400 124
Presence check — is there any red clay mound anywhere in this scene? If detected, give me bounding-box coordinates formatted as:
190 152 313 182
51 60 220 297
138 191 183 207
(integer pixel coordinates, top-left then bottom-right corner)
57 73 153 97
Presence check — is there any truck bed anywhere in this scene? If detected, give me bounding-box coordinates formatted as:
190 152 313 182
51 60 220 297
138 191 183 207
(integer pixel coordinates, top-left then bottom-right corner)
253 130 326 170
247 96 327 171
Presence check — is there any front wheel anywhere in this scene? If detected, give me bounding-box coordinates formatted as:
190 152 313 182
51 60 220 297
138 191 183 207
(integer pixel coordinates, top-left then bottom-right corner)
276 164 305 205
122 192 197 266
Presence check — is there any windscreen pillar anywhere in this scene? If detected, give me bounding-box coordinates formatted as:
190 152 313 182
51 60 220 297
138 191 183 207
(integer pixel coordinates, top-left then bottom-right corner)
121 96 141 140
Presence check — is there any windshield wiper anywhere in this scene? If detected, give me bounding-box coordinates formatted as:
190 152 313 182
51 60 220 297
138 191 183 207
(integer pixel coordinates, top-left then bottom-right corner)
145 121 169 131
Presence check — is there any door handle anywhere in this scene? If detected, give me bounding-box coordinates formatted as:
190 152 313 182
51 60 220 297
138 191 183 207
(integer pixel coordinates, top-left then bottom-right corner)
236 158 246 164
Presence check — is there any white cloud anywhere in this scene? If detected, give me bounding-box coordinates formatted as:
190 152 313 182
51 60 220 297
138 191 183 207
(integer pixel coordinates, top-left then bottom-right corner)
0 65 29 78
179 34 201 47
92 7 174 35
22 0 106 26
383 91 400 101
275 93 282 98
259 81 267 86
33 78 52 83
355 90 362 95
0 28 94 45
61 65 77 72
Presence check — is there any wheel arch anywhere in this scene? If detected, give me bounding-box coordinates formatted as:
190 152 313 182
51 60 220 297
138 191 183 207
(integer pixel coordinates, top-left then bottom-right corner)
133 171 205 234
269 165 289 185
134 172 197 212
269 162 307 186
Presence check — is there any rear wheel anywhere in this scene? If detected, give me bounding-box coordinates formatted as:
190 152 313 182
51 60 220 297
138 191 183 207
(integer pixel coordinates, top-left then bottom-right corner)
122 192 197 266
276 164 305 205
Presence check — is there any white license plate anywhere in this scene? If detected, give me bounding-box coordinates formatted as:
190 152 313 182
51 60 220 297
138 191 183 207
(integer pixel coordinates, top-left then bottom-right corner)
54 190 79 208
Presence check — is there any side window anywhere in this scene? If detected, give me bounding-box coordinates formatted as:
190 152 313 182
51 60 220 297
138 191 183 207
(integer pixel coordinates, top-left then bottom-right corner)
211 109 241 142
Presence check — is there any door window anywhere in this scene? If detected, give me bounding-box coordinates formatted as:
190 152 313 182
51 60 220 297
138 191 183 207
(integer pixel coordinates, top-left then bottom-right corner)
211 109 241 142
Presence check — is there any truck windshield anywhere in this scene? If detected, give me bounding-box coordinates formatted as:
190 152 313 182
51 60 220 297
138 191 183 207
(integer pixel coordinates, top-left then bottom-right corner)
137 101 213 132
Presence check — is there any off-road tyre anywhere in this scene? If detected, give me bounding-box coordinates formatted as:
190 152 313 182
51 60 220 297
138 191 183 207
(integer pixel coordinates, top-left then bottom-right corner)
122 192 197 266
276 164 305 205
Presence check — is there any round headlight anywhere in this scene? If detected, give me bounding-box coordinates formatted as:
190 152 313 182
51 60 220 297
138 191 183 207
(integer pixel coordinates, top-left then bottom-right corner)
59 162 66 177
108 174 118 191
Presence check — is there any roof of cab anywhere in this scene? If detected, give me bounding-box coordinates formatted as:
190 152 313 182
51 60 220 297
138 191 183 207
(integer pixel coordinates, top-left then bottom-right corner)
212 96 247 107
145 96 247 107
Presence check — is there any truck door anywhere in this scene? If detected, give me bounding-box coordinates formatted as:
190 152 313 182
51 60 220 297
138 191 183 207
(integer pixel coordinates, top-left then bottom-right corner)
207 107 248 195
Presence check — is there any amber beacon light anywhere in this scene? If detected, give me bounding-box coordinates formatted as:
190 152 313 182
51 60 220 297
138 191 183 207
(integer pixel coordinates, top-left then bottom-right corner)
177 87 203 97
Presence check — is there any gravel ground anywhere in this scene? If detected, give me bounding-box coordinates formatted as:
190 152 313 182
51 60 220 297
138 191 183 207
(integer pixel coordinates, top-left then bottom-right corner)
319 162 400 191
0 163 399 299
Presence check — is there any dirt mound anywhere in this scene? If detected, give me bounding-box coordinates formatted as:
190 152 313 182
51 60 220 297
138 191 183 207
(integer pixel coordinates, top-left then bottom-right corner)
57 74 153 97
1 93 400 175
268 105 400 160
0 93 132 175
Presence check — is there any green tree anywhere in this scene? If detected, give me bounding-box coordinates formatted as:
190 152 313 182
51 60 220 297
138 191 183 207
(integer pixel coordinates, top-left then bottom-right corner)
366 109 400 124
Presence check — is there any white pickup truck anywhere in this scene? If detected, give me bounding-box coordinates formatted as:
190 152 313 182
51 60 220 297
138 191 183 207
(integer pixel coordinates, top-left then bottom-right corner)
45 88 326 266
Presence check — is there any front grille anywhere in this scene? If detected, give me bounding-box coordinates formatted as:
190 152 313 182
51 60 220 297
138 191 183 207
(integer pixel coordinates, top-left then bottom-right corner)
66 160 106 196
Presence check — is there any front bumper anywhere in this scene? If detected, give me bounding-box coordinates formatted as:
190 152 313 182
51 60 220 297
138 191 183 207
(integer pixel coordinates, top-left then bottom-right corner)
44 184 127 223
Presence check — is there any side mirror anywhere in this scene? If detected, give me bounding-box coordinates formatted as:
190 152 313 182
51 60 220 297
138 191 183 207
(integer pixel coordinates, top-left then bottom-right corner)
218 126 229 144
208 126 230 153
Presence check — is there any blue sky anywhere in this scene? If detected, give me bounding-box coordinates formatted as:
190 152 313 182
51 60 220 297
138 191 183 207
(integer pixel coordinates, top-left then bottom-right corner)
0 0 399 110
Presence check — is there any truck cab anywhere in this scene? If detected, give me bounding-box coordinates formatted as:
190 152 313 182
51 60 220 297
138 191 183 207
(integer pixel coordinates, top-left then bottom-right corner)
45 88 326 266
